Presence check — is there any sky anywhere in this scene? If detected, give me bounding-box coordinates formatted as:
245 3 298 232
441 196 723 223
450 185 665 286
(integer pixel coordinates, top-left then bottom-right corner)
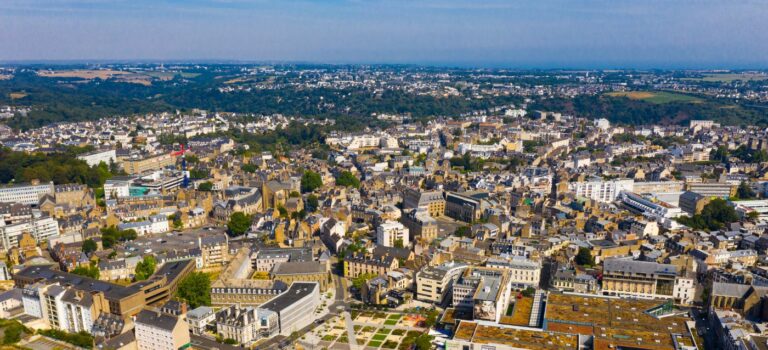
1 0 767 68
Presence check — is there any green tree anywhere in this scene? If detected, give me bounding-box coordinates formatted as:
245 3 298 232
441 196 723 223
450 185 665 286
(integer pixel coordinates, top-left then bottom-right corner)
575 247 595 267
134 255 157 281
351 273 377 290
227 212 252 236
736 181 756 200
521 287 536 297
676 198 739 231
81 239 97 255
301 170 323 193
335 171 361 188
101 226 138 249
71 264 100 279
306 194 319 212
241 163 257 173
455 225 471 237
710 146 729 163
177 272 212 309
197 181 214 191
394 239 404 249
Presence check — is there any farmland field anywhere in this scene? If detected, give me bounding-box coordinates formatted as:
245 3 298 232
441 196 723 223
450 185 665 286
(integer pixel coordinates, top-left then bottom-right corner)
37 69 131 79
683 73 768 83
605 91 702 104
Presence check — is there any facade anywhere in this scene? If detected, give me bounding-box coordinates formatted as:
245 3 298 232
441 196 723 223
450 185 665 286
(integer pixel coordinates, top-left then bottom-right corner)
551 270 598 293
568 178 634 203
118 214 169 236
619 191 683 229
416 261 468 304
0 181 54 205
445 192 485 223
344 253 399 279
452 267 511 323
602 259 695 305
402 188 445 217
485 257 541 289
15 259 195 319
271 261 330 292
77 149 117 167
187 306 216 335
259 282 320 336
401 208 439 242
0 216 60 250
215 305 278 345
376 220 409 247
122 153 177 175
135 309 190 350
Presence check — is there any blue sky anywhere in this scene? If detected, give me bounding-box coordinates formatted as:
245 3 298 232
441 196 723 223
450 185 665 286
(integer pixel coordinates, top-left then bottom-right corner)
1 0 766 68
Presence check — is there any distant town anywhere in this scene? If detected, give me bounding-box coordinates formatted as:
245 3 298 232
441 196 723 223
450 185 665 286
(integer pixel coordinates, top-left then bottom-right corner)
0 64 766 350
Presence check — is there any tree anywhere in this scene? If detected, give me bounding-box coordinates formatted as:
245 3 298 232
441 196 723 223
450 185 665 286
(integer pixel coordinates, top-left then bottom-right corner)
521 287 536 297
455 225 471 237
81 239 97 255
177 272 211 309
227 212 252 236
241 163 257 173
414 334 434 350
575 247 595 267
134 255 156 281
351 273 377 290
747 211 760 222
306 194 319 212
71 264 100 279
676 198 739 231
100 226 137 249
736 181 756 200
278 206 288 218
710 146 729 163
335 171 361 188
301 170 323 193
197 181 214 191
394 238 404 249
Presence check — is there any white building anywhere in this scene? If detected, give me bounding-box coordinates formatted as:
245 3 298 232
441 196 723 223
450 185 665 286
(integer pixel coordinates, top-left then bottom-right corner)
619 191 683 229
485 257 542 289
77 149 117 167
135 309 190 350
376 220 409 247
0 216 60 250
569 178 634 203
0 182 54 205
259 282 320 336
104 178 132 200
118 214 169 236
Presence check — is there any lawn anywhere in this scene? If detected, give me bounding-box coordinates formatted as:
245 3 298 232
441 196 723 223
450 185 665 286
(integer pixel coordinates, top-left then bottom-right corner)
501 296 534 326
605 91 702 104
372 334 388 341
368 340 383 347
387 314 402 320
384 319 398 326
391 329 405 336
377 328 391 335
321 335 336 342
382 340 399 349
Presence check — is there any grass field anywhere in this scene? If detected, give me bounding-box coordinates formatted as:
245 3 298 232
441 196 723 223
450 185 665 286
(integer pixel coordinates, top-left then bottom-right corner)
605 91 702 104
37 69 131 79
683 73 768 83
500 296 534 326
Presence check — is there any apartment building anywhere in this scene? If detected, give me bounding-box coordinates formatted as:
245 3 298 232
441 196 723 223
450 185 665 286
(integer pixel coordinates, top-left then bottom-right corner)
568 178 634 203
402 188 445 217
416 261 468 304
0 181 54 205
602 258 695 305
0 216 59 250
376 220 410 247
135 309 190 350
451 267 512 323
121 153 177 175
401 208 439 242
485 256 541 289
